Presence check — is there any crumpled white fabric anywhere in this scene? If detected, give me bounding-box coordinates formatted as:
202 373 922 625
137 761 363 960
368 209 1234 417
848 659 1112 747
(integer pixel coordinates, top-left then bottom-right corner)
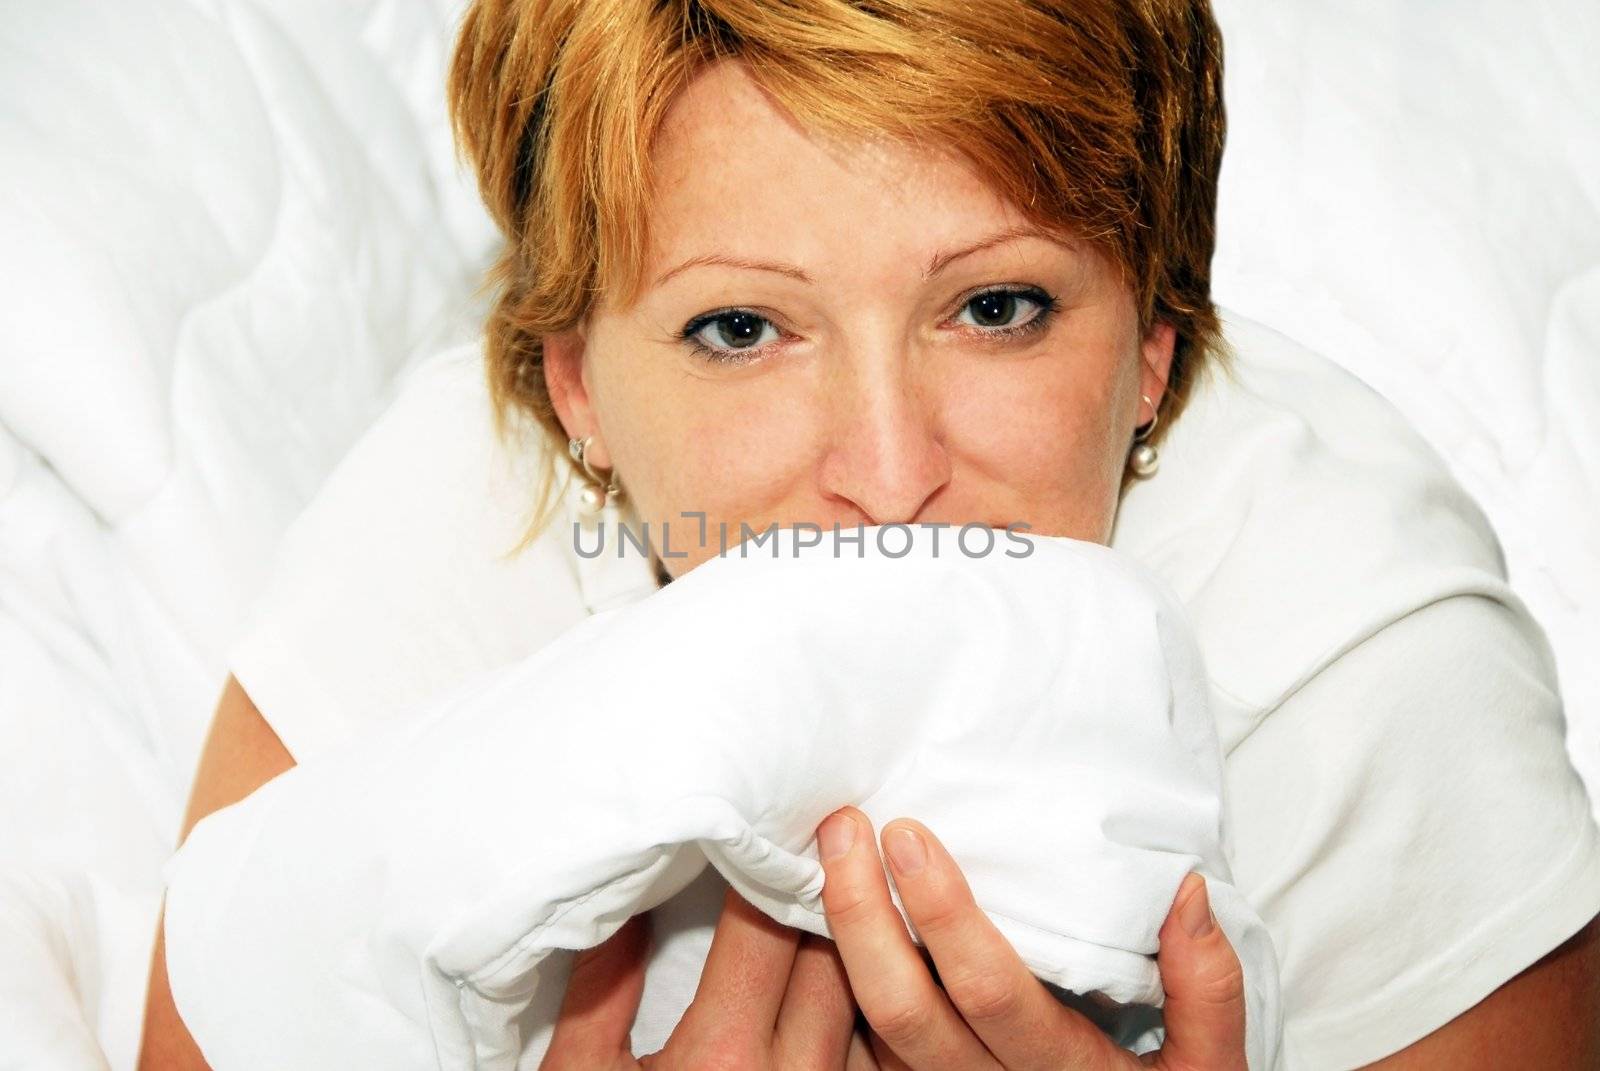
163 528 1283 1070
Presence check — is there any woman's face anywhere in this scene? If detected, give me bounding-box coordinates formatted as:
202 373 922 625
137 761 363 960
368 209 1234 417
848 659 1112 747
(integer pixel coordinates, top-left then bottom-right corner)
546 59 1174 578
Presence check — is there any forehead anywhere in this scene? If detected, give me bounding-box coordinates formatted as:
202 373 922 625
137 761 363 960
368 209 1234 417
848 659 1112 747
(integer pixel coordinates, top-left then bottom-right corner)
645 59 1035 272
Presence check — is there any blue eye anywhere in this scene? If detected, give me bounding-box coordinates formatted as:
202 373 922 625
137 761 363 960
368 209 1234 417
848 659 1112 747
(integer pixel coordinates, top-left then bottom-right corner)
954 287 1056 334
680 310 782 363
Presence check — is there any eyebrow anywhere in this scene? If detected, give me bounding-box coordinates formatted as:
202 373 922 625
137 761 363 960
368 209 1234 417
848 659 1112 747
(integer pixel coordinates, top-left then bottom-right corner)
649 225 1075 290
922 225 1075 279
652 254 813 289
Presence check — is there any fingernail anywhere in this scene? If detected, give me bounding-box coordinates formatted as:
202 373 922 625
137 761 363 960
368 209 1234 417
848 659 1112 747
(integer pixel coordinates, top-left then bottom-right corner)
818 812 857 861
884 827 926 876
1179 875 1215 939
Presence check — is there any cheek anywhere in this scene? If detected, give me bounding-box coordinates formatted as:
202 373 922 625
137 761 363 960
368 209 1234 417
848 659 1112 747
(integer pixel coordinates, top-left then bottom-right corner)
609 370 817 521
944 351 1125 516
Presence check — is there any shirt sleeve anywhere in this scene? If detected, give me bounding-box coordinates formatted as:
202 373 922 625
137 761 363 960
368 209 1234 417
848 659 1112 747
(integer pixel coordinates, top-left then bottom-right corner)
226 345 654 762
1222 591 1600 1069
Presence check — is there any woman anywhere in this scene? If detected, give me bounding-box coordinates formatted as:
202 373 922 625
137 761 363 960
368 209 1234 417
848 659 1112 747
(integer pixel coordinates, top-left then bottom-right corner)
140 0 1600 1067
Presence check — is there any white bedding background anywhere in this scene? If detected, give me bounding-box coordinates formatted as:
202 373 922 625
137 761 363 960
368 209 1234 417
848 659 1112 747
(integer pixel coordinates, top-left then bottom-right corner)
0 1 1594 1067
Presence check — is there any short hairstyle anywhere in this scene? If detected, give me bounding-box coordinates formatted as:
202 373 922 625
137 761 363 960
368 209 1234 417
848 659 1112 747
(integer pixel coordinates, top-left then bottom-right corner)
448 0 1228 536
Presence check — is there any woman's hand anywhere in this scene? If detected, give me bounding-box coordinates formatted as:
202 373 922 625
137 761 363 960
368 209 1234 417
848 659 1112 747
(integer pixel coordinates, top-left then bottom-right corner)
540 884 877 1069
543 805 1248 1071
815 806 1249 1070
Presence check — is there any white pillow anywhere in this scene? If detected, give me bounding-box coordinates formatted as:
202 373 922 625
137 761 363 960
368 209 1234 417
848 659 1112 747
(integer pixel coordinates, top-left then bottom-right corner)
163 528 1284 1070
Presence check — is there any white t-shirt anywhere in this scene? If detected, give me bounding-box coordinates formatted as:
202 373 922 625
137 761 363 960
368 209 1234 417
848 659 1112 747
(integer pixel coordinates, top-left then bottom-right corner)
228 310 1600 1070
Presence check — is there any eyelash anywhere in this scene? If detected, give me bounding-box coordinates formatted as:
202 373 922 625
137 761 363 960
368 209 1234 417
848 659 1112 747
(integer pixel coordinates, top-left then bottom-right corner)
677 285 1061 365
678 307 783 365
956 286 1062 342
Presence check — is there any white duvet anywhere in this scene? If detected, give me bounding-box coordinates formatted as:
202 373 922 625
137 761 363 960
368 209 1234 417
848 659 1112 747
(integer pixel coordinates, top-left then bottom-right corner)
1 1 1595 1068
161 529 1282 1069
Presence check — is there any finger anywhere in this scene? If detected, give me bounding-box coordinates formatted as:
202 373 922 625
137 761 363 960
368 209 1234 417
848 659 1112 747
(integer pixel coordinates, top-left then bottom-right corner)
1152 874 1247 1071
676 884 803 1049
880 818 1128 1071
773 933 858 1068
544 913 650 1069
846 1022 886 1071
816 807 998 1069
866 1029 913 1070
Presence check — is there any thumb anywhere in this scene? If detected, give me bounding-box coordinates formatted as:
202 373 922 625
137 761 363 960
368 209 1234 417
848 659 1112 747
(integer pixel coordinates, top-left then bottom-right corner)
1153 873 1248 1071
544 913 651 1069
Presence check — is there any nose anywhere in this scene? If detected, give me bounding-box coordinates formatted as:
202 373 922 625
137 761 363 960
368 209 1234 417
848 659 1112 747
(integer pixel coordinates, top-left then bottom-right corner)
816 345 952 525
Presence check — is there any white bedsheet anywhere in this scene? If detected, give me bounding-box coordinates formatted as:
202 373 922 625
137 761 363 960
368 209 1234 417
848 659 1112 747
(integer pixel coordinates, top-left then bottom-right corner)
0 2 490 1065
1208 0 1600 788
1 1 1594 1067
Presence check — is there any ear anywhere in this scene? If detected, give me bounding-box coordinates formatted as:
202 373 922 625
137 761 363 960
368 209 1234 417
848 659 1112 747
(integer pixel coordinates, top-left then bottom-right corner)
1137 320 1178 426
543 325 613 470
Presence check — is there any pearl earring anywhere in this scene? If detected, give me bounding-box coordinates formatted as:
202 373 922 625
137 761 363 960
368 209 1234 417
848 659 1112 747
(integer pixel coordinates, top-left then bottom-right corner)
1128 394 1160 479
568 436 624 514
